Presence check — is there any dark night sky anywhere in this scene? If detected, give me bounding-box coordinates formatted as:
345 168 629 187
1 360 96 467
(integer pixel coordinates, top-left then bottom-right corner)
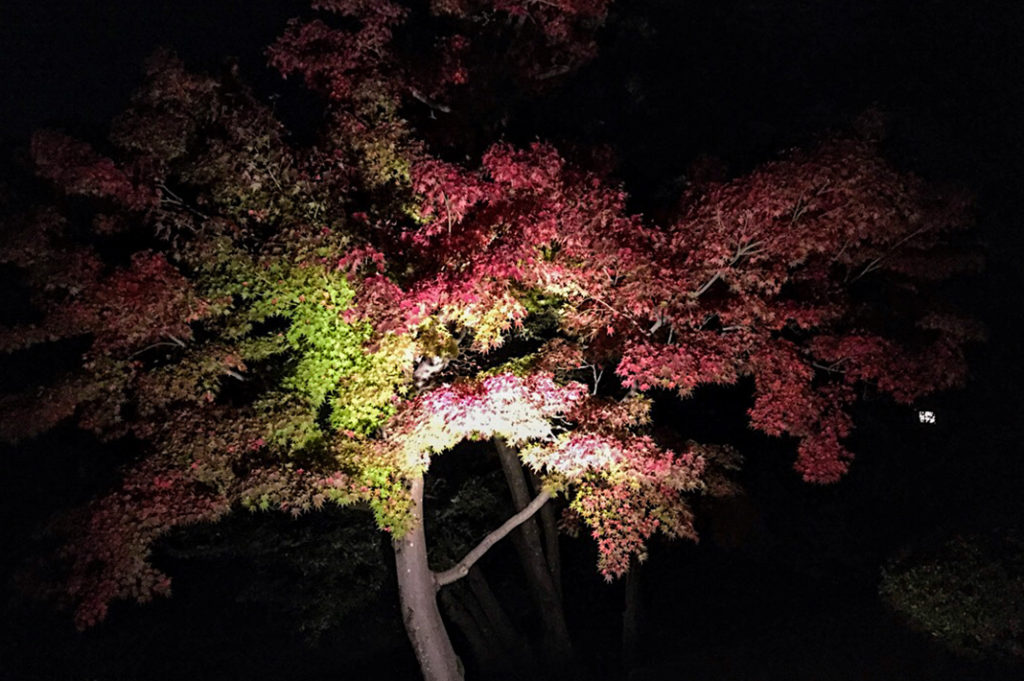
2 1 1024 679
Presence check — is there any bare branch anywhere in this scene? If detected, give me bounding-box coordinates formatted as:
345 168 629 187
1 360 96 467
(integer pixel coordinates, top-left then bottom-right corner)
812 358 849 374
158 183 209 221
441 190 454 235
409 87 452 114
690 270 722 298
690 240 763 299
536 64 571 81
127 340 184 360
127 334 188 360
434 490 553 587
849 227 928 283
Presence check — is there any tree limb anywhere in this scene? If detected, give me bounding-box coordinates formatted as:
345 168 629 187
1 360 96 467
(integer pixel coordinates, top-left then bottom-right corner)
848 226 929 283
689 240 763 299
409 87 452 114
434 489 553 587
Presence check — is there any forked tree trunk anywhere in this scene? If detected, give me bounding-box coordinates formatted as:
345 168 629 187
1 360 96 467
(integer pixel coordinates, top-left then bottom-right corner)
393 472 463 681
394 465 559 681
494 438 574 669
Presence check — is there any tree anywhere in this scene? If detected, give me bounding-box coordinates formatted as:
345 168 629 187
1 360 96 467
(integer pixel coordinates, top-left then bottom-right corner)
1 2 978 680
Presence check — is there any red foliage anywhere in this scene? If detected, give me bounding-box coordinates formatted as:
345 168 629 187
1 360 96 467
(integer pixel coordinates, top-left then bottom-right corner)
72 252 206 356
0 1 979 629
61 456 231 629
31 131 158 210
556 434 704 576
372 135 974 484
269 2 407 101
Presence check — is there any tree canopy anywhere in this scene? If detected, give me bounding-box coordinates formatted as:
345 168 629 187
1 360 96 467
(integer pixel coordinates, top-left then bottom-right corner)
0 1 979 679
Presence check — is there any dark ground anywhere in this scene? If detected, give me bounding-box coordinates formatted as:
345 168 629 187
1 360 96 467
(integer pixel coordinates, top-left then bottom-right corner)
2 1 1023 679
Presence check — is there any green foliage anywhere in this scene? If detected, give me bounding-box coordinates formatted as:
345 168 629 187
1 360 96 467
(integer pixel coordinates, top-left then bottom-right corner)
176 221 407 442
515 287 567 340
880 532 1024 659
352 465 416 535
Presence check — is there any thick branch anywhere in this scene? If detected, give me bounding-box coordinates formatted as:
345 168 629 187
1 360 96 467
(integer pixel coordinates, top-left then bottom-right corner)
434 490 552 587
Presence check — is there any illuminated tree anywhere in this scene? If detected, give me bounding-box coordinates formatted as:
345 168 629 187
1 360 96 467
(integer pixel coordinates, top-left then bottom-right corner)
0 2 978 680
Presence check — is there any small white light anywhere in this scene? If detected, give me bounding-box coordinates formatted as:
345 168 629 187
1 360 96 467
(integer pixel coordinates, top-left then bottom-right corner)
918 410 936 424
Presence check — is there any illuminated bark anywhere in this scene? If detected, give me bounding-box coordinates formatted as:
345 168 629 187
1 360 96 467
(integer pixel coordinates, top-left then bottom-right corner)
393 473 464 681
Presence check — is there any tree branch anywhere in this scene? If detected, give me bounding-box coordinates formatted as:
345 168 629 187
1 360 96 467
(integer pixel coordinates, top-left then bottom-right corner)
434 489 553 587
848 226 929 283
536 64 571 81
409 87 452 114
689 240 763 299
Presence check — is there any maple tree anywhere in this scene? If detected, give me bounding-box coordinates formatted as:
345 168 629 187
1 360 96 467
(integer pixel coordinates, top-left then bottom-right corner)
0 2 979 680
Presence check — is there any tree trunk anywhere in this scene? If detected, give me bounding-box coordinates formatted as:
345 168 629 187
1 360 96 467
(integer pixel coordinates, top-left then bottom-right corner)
527 467 562 601
622 556 643 672
494 438 574 668
441 572 537 681
466 566 534 667
393 472 464 681
439 584 504 679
